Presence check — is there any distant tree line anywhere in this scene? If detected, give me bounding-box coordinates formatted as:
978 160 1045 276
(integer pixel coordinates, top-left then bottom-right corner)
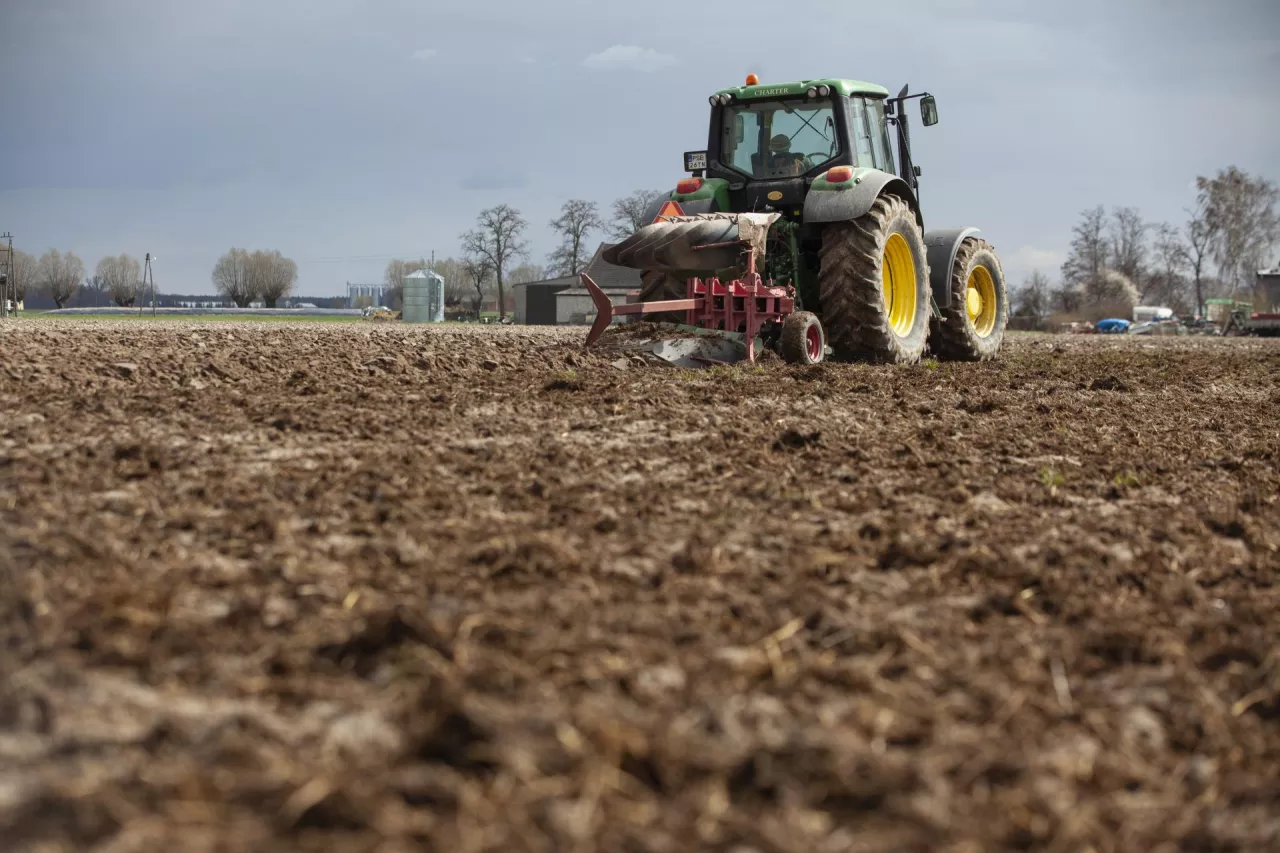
377 188 666 320
4 248 137 309
1012 166 1279 327
10 187 669 314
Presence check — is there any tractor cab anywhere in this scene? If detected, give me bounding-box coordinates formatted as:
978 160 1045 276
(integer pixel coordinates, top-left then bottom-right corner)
684 77 938 217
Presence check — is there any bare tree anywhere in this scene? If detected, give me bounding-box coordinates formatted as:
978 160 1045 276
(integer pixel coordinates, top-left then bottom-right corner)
430 258 470 308
249 250 297 307
211 248 254 307
460 204 527 321
1109 206 1148 290
38 249 85 309
547 199 603 276
1012 270 1050 326
609 189 666 239
1061 206 1109 304
1196 166 1280 299
508 262 546 285
1050 283 1081 315
1186 198 1215 317
97 253 142 307
1146 223 1189 309
9 249 35 303
462 256 493 318
384 258 428 309
83 273 109 306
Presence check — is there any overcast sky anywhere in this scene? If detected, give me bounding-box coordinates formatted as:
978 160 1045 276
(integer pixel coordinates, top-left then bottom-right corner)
2 0 1277 296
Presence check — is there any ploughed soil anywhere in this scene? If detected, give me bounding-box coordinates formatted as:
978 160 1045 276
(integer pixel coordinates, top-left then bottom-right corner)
2 320 1278 853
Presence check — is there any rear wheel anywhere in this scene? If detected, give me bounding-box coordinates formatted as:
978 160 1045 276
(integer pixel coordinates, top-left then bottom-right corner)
780 311 824 364
818 194 930 363
929 238 1007 361
637 270 687 324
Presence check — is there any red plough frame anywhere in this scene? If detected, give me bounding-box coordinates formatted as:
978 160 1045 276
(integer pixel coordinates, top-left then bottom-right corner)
581 247 796 363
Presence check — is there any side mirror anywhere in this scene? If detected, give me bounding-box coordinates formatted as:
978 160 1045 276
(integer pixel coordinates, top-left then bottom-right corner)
920 94 939 126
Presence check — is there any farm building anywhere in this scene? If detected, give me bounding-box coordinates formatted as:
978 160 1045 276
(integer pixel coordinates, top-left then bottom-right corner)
512 242 644 326
513 275 576 325
554 243 643 325
1256 268 1280 312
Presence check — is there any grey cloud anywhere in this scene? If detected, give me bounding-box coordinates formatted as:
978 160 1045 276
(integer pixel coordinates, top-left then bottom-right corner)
1 0 1276 296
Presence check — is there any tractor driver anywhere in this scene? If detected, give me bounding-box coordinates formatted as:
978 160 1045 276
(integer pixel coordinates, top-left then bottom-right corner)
767 133 808 177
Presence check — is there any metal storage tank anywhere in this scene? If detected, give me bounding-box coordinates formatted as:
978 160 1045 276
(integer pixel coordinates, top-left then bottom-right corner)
402 269 445 323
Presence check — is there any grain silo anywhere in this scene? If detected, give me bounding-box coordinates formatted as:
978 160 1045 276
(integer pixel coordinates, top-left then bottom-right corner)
402 269 445 323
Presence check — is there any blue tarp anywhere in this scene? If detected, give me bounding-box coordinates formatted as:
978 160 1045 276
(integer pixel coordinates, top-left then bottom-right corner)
1095 318 1130 333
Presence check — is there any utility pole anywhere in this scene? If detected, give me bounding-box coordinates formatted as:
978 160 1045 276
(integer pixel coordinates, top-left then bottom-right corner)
137 253 156 317
0 233 13 319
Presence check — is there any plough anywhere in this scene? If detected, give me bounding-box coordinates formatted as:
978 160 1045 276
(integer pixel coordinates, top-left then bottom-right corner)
580 212 828 365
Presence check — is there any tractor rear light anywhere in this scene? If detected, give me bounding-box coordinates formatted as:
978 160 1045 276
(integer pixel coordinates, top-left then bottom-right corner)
825 166 853 183
676 177 703 195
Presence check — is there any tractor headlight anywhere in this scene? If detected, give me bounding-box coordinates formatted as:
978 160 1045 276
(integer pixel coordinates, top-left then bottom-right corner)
710 95 719 106
806 87 817 99
817 85 830 96
720 93 733 105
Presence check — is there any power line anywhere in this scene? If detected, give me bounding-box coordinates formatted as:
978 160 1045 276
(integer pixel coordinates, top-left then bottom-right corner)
302 251 437 264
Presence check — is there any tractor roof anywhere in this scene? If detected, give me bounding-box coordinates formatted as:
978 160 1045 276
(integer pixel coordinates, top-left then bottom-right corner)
715 78 890 100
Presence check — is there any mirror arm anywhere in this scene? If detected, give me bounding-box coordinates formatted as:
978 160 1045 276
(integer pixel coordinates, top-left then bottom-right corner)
891 114 920 201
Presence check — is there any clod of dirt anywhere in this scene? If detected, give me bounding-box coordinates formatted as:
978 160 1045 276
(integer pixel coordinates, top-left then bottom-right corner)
543 377 583 392
482 359 501 371
203 360 233 379
773 428 821 450
111 362 138 378
364 355 402 372
1089 375 1129 391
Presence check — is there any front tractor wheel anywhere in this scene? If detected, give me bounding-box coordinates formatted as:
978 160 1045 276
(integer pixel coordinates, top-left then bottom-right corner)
818 194 931 363
780 311 825 364
929 238 1008 361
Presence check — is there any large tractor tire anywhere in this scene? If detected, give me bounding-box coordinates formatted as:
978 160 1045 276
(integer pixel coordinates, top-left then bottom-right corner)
638 269 684 301
818 194 931 363
929 238 1008 361
637 270 687 324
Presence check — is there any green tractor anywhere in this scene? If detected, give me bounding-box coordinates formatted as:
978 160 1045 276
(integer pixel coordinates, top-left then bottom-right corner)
590 74 1008 364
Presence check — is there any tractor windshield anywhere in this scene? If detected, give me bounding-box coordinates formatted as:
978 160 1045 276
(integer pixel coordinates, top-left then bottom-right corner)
721 98 839 180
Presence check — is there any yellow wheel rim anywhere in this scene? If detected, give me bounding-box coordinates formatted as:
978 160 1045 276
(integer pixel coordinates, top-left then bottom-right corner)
881 232 917 337
966 265 998 337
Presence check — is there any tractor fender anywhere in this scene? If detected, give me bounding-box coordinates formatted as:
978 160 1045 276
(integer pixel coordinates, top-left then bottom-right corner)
803 170 922 228
923 227 982 309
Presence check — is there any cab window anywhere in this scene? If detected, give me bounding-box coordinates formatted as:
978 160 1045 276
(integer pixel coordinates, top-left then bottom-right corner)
722 98 840 179
864 98 893 171
848 98 876 168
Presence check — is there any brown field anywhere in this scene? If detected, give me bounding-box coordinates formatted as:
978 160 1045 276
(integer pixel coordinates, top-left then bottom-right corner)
2 320 1278 853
